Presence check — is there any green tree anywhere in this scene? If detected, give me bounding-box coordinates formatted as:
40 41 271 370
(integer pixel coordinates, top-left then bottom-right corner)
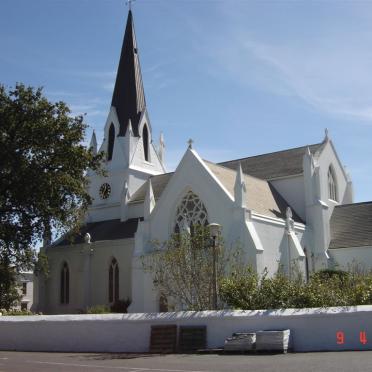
142 225 241 311
0 83 103 307
0 263 20 310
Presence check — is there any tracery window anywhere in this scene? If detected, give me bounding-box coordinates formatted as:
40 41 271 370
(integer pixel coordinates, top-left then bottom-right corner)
328 166 338 201
60 262 69 305
109 258 119 303
174 191 208 233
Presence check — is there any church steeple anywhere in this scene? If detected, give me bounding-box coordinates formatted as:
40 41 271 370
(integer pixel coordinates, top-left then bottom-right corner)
111 10 146 137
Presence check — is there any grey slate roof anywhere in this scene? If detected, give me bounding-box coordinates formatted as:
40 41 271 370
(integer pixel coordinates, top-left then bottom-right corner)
111 10 146 136
129 161 302 222
54 218 140 246
130 172 174 203
205 161 303 222
329 202 372 249
129 142 326 205
219 142 325 180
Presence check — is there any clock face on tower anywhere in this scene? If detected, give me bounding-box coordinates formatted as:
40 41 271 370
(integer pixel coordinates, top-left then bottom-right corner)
99 183 111 200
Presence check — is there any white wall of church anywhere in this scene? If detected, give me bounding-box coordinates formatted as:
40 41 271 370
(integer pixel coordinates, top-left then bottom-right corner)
131 149 309 312
317 141 349 212
271 175 306 221
302 139 351 270
43 238 134 314
329 247 372 271
253 219 306 276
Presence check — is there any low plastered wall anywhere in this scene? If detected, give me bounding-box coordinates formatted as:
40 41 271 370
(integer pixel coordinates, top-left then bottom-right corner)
1 306 372 352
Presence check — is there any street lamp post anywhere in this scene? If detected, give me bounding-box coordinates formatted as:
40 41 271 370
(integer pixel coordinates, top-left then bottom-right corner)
208 223 221 310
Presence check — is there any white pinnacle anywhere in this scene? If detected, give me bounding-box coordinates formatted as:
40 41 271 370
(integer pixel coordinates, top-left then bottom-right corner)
234 162 247 208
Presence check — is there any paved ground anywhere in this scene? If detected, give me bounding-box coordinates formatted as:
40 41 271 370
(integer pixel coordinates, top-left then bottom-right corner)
0 350 371 372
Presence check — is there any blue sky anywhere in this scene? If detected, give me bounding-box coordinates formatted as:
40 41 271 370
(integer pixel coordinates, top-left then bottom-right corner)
1 0 372 202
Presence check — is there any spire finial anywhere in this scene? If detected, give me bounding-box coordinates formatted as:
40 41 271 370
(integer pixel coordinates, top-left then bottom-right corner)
126 0 136 11
324 128 329 141
285 206 294 232
234 162 247 208
89 130 97 155
112 0 146 136
188 139 194 149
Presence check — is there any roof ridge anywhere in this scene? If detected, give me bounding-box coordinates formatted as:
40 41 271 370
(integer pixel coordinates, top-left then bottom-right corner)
335 201 372 208
218 142 323 165
149 171 175 179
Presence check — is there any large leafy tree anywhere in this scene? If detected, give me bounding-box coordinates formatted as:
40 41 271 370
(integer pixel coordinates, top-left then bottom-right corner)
0 84 103 307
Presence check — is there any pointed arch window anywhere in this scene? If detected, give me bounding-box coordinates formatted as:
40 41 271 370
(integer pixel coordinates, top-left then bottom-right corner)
174 191 208 233
143 124 149 162
109 258 119 303
107 123 115 161
328 166 338 201
60 262 69 305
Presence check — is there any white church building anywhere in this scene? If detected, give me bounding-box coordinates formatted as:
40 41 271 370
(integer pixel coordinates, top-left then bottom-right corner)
36 10 372 314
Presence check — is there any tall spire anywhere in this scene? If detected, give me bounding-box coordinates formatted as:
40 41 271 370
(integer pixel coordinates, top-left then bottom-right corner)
111 10 146 137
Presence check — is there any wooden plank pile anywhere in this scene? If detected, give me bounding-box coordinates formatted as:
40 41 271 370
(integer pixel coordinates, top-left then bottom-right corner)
149 325 177 353
149 325 207 353
178 326 207 353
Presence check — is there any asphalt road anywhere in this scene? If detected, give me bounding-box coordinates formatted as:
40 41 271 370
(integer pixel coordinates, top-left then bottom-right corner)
0 350 371 372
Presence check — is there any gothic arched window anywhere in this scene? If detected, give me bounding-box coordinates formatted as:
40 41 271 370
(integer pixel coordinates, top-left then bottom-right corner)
107 123 115 161
174 191 208 233
60 262 69 305
328 166 338 201
143 124 149 162
109 258 119 303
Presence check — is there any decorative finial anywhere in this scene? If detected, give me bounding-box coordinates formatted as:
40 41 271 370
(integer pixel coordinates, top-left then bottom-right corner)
324 128 329 141
187 139 194 149
84 233 91 244
286 207 293 220
285 207 294 232
306 146 311 157
126 0 136 10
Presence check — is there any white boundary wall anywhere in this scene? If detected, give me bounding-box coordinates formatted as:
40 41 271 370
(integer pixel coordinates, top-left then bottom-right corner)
1 306 372 352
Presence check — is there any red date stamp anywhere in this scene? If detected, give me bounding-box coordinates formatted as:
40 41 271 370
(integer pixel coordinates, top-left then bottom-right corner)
336 331 368 345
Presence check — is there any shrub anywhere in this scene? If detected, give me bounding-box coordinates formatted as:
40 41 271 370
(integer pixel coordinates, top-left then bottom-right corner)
110 298 131 313
85 305 111 314
0 309 35 316
220 266 372 310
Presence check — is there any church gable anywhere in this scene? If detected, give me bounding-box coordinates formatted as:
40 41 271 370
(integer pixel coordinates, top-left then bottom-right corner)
135 147 236 240
315 137 351 208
